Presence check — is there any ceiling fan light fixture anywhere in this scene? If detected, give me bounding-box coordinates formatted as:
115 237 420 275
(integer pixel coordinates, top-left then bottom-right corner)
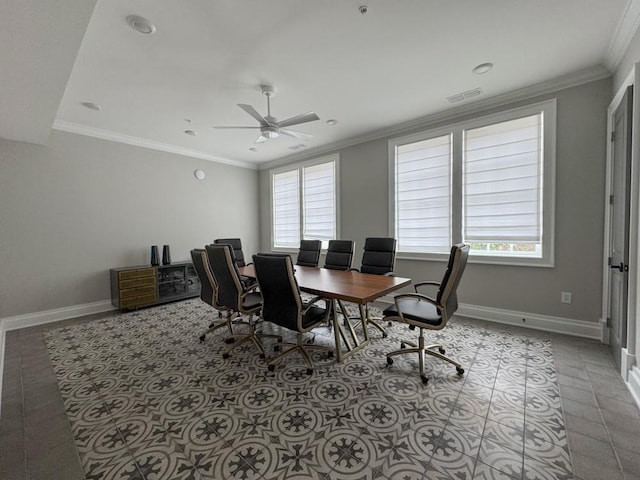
262 126 279 139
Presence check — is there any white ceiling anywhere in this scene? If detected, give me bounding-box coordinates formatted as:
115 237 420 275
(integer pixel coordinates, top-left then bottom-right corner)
1 0 635 167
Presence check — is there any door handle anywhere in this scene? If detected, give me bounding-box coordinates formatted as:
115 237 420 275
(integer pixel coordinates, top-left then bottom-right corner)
610 262 628 272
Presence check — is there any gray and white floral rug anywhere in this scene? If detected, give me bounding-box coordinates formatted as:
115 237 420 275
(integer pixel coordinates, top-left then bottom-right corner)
44 298 572 479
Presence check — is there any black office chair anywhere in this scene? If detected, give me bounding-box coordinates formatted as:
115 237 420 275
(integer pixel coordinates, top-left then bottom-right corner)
253 254 333 374
357 237 397 275
205 244 278 359
350 237 397 337
296 240 322 267
213 238 248 267
383 243 469 384
213 238 256 289
323 240 355 271
190 249 234 342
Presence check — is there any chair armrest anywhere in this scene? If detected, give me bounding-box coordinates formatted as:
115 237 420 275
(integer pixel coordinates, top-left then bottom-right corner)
383 272 395 277
393 292 439 308
302 295 324 312
413 281 440 293
243 282 260 294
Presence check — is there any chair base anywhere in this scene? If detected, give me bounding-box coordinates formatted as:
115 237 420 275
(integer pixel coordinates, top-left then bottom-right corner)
198 311 232 342
268 333 333 374
221 314 280 359
386 328 464 383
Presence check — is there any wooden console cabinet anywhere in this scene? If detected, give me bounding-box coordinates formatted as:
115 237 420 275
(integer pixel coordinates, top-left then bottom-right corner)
110 261 200 309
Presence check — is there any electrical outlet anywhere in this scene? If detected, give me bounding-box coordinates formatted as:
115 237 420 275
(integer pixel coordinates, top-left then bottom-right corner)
561 292 572 304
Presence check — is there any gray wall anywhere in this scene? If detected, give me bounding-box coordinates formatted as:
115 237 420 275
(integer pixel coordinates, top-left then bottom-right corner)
259 77 612 323
0 131 259 318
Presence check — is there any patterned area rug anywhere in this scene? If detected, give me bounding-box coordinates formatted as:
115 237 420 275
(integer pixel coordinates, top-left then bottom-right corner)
45 299 572 480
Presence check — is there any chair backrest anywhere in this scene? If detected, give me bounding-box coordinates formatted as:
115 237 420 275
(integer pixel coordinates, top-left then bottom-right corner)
296 240 322 267
253 254 301 331
213 238 246 267
359 237 396 275
190 249 216 306
437 243 470 319
205 244 243 311
324 240 355 270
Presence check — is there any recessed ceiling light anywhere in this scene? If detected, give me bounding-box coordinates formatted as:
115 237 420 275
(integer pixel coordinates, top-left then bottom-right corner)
184 130 197 136
472 62 494 75
81 102 101 111
127 15 156 34
326 119 338 126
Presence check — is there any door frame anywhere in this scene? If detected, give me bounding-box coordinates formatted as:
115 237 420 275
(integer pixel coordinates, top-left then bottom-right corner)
603 65 639 381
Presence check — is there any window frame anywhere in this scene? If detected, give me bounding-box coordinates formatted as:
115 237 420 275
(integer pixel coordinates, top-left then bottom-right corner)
389 99 556 267
270 154 340 252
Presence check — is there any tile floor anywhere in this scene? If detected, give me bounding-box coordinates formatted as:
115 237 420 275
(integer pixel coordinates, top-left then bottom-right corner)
0 299 639 480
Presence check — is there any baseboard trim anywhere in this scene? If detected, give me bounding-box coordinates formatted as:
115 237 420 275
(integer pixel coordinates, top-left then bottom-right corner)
376 296 602 340
1 300 117 332
621 348 636 382
627 366 640 411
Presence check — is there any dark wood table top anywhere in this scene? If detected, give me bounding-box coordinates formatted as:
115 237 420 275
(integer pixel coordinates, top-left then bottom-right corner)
239 265 411 304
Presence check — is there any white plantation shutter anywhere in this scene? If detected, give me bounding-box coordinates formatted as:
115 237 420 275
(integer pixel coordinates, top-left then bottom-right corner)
303 161 336 241
396 134 451 253
273 170 300 248
463 113 542 243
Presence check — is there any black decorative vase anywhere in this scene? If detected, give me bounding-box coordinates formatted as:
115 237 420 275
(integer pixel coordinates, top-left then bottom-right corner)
150 245 160 266
162 245 171 265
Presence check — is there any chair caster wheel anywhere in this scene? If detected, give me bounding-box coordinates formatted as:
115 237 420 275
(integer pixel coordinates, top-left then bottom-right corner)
199 335 206 342
421 375 429 385
328 351 334 359
222 353 229 360
267 364 275 372
439 347 446 354
259 353 266 359
225 337 235 344
456 367 465 375
382 332 388 338
387 321 393 327
274 345 281 352
400 343 406 349
386 357 393 365
306 368 313 375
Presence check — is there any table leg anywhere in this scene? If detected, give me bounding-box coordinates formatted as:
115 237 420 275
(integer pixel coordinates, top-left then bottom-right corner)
358 304 369 342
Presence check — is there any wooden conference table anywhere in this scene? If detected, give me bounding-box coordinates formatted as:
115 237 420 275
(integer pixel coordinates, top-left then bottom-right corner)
239 265 411 361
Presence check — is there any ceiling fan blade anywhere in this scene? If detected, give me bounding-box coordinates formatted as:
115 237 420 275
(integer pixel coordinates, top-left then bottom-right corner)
280 129 314 141
238 104 268 125
277 112 320 128
212 126 260 129
254 135 268 144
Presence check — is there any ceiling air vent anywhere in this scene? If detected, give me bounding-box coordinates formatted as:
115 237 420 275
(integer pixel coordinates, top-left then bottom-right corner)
447 87 482 104
289 144 307 151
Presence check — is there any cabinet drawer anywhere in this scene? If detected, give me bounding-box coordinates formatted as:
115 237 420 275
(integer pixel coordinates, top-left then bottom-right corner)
119 268 155 281
121 293 158 308
120 285 157 299
120 276 156 289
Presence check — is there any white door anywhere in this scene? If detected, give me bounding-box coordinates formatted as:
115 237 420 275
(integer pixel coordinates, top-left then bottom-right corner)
609 85 633 369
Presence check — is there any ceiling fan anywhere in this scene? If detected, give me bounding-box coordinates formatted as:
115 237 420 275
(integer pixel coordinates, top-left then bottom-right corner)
213 85 320 144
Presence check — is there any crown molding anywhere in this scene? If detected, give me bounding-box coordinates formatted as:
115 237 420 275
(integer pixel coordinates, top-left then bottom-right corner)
606 0 640 71
259 65 611 171
52 120 257 170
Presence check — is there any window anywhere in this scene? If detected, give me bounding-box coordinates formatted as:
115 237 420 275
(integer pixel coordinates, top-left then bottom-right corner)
272 155 338 249
390 100 556 266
